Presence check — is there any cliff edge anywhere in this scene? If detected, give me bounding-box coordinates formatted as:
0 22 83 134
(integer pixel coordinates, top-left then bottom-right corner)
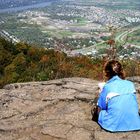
0 77 140 140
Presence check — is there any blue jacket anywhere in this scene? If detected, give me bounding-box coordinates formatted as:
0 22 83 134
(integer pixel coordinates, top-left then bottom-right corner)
97 76 140 132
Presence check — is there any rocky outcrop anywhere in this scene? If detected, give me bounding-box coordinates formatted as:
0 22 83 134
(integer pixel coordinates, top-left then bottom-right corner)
0 77 140 140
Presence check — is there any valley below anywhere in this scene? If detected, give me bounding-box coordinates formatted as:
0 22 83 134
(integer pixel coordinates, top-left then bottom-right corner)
0 0 140 59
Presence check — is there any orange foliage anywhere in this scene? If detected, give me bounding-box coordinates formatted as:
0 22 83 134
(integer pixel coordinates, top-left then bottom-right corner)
106 39 115 46
40 55 49 63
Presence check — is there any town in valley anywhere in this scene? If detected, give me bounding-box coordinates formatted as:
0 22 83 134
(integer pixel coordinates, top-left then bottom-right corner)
0 0 140 60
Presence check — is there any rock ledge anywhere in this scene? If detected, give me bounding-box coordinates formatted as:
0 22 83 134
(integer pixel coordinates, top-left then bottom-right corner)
0 77 140 140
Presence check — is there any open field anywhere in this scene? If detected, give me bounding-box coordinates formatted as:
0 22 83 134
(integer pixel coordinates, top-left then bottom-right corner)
127 29 140 46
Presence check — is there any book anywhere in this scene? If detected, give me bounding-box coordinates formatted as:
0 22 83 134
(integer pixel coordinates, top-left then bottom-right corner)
98 82 106 92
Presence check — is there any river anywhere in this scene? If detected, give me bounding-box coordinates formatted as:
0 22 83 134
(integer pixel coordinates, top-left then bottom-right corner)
0 1 57 13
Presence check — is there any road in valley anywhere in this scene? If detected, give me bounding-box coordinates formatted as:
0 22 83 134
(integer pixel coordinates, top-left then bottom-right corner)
115 26 140 43
0 30 20 43
71 26 140 55
70 41 105 55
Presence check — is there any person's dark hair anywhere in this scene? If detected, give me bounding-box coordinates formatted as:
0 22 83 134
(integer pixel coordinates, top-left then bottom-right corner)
104 60 125 80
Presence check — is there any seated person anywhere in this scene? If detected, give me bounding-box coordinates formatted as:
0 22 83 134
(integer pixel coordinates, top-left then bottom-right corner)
92 60 140 132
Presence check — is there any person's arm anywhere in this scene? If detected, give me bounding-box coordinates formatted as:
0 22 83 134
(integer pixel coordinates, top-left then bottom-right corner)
97 86 108 111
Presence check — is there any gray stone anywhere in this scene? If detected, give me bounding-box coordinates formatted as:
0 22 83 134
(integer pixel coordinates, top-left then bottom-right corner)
0 77 140 140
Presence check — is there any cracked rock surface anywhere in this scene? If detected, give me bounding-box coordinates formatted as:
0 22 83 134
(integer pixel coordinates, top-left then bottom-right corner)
0 77 140 140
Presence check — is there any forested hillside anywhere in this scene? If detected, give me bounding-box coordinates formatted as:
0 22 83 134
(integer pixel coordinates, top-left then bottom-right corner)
0 37 104 88
0 37 139 88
